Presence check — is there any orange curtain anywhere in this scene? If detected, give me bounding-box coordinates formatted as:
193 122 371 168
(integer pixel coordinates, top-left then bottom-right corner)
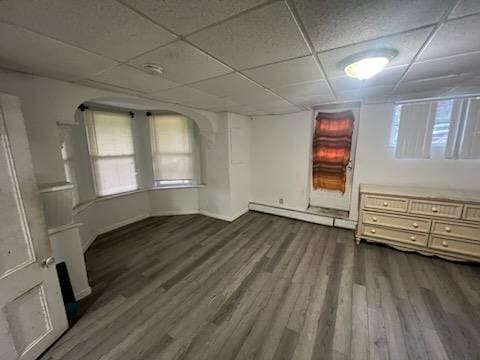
312 111 354 193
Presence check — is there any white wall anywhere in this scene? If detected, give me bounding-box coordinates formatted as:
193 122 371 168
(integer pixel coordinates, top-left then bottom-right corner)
149 187 199 216
198 113 232 219
228 113 252 218
251 111 313 210
251 104 480 222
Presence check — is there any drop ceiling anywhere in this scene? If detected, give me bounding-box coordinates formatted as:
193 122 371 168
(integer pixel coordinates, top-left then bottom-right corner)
0 0 479 115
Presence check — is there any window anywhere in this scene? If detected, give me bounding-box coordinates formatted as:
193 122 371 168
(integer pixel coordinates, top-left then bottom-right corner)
389 100 453 147
150 114 198 187
389 97 480 159
85 110 138 196
58 125 79 206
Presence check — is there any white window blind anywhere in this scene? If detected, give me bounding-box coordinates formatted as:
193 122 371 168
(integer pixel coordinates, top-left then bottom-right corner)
150 114 196 186
391 97 480 160
458 98 480 159
395 102 436 159
85 110 138 196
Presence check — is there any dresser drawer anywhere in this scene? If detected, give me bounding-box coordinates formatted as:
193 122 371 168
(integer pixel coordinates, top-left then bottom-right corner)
429 236 480 258
364 195 408 213
432 221 480 242
463 205 480 222
362 225 428 247
408 200 463 219
363 212 430 233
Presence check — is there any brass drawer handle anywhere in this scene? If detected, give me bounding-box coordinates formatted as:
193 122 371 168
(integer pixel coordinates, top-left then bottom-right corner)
445 226 451 232
372 217 377 222
412 222 419 228
371 229 376 234
442 241 448 247
432 207 438 213
383 201 388 207
410 236 416 242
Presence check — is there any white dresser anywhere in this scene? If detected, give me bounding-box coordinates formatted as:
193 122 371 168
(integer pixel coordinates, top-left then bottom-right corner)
356 184 480 262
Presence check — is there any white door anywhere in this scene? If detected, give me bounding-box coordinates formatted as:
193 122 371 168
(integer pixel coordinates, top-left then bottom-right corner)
309 106 360 212
0 93 68 360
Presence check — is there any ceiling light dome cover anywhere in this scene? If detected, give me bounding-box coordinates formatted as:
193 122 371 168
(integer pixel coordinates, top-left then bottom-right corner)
339 49 398 80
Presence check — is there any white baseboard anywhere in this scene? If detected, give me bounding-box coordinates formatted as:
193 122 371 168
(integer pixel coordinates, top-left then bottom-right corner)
150 209 199 216
230 208 249 221
74 286 92 301
199 210 234 222
334 218 357 230
249 203 333 226
198 208 248 222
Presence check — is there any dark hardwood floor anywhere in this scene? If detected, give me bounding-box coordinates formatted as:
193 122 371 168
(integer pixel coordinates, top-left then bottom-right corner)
42 212 480 360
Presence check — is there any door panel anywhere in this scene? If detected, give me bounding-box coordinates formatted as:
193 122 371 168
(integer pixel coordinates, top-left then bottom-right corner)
0 93 68 360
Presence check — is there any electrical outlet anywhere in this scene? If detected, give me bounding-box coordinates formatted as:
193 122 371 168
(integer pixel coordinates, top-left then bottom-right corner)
279 198 284 205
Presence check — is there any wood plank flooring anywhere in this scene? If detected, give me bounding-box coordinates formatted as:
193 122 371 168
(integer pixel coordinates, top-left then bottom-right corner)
41 212 480 360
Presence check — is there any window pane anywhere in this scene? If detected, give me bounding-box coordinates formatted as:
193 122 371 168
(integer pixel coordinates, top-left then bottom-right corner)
150 114 196 182
93 156 137 196
389 105 401 146
432 100 453 146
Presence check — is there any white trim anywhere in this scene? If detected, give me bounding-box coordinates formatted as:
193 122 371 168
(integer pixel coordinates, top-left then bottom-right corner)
38 182 74 193
47 222 83 235
74 286 92 301
249 203 334 226
333 218 357 230
150 209 199 216
230 208 250 221
198 209 249 222
199 210 234 222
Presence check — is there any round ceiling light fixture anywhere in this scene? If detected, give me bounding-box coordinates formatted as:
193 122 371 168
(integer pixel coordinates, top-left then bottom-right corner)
142 63 165 76
340 49 398 80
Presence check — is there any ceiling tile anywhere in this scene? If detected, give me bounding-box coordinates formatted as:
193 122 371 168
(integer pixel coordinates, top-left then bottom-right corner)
148 86 235 109
243 56 323 89
449 0 480 19
260 105 303 115
0 0 176 61
337 85 394 102
318 27 432 78
0 22 117 82
208 104 258 114
130 41 232 84
187 1 310 70
274 80 333 102
293 0 453 51
288 94 336 107
420 15 480 60
76 80 144 96
120 0 268 35
89 65 178 93
405 52 480 81
395 74 470 94
192 72 298 109
330 65 407 93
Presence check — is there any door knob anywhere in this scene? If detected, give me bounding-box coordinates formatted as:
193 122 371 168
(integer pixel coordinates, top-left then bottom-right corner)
42 256 56 268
